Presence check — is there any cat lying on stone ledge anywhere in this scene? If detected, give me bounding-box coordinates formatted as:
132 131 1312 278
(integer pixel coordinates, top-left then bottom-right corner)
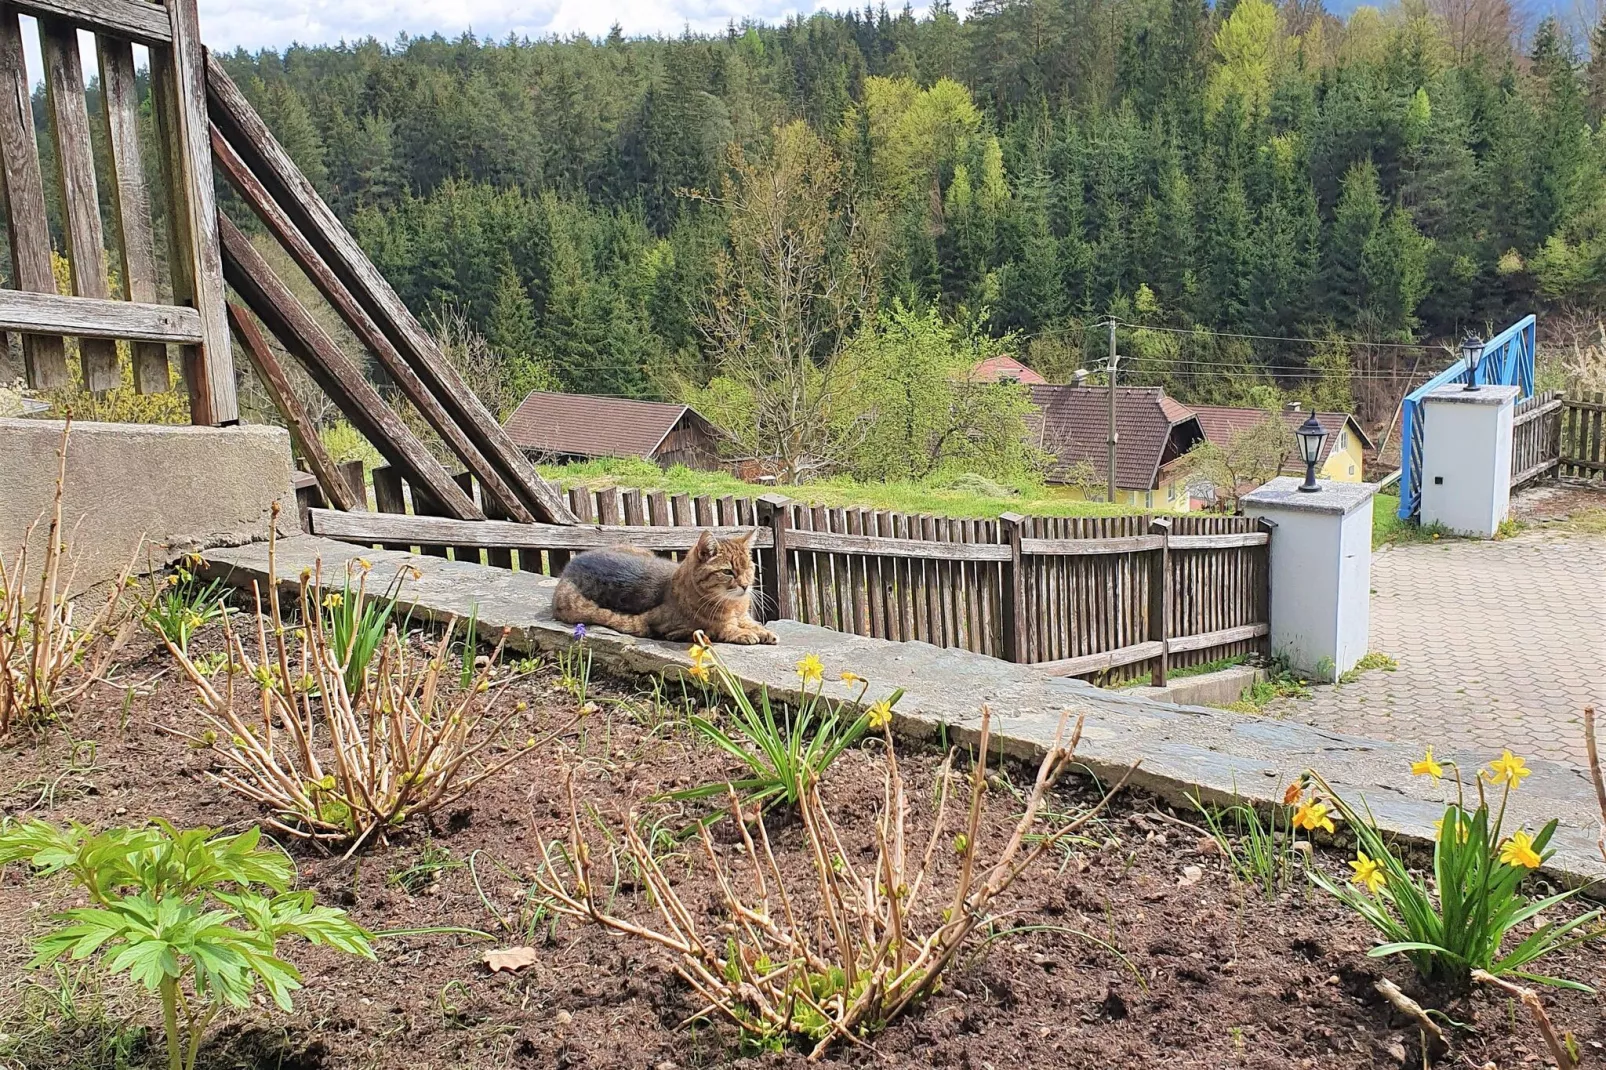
552 529 778 645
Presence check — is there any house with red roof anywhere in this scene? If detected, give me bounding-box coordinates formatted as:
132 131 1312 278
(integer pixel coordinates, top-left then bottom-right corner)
502 391 726 471
1025 384 1205 511
1190 404 1374 484
970 354 1048 385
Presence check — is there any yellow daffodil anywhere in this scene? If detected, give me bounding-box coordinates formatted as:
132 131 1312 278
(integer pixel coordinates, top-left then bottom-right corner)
1282 781 1304 806
1485 750 1531 789
687 643 713 669
1410 747 1444 780
796 653 824 686
1349 850 1387 894
1498 829 1542 869
867 699 893 729
1433 817 1470 844
1292 800 1337 835
687 663 710 683
840 671 864 685
355 557 373 571
322 592 343 610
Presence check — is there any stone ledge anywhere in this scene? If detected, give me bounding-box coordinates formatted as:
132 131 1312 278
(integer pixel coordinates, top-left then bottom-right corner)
201 535 1606 891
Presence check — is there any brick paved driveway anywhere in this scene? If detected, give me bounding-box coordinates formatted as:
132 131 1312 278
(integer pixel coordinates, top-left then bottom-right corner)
1268 528 1606 764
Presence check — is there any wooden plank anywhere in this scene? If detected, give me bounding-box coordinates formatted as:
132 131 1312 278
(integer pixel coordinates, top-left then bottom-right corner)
784 528 1011 561
0 290 204 343
1148 519 1170 686
756 493 791 622
226 301 358 512
40 19 118 392
210 125 536 524
1019 534 1167 556
0 8 66 388
621 489 645 526
219 213 480 520
451 473 483 565
97 36 168 394
1036 641 1165 678
205 56 571 522
1167 532 1269 550
10 0 171 44
154 0 236 425
999 513 1025 663
1166 622 1269 656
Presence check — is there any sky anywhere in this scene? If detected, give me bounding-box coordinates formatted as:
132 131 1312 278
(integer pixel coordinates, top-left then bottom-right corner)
193 0 848 53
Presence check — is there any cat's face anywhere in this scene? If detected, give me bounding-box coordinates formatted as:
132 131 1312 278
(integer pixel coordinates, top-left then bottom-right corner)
687 530 758 603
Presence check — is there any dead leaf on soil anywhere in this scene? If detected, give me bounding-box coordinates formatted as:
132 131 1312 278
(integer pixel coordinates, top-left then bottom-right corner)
1177 865 1204 887
484 946 540 973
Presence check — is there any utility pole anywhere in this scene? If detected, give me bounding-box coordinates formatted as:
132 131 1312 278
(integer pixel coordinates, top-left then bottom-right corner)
1106 318 1120 504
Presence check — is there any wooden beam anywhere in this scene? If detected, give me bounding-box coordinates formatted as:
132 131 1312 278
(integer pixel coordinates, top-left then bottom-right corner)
153 0 235 425
1167 532 1270 550
785 527 1012 561
308 508 776 552
1164 622 1269 656
1033 623 1269 677
1018 534 1166 556
218 212 481 521
226 300 359 512
0 290 204 342
8 0 171 44
40 18 118 392
209 124 536 525
205 56 575 524
98 36 168 394
0 8 66 389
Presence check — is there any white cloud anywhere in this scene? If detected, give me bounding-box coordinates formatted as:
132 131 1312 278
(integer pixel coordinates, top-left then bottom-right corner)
196 0 843 53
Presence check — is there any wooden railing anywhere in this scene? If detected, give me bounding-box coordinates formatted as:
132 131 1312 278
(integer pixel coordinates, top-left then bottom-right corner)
1 0 234 422
302 466 1271 686
1510 391 1564 489
1562 392 1606 482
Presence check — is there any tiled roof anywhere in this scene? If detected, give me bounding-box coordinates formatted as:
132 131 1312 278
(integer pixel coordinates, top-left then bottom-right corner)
1190 406 1373 467
502 391 696 459
1026 385 1204 490
971 354 1048 385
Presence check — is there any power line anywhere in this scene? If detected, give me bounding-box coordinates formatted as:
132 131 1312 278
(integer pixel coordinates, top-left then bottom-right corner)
1110 318 1450 352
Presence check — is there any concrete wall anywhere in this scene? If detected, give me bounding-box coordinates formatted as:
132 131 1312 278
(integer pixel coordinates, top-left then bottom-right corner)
1420 385 1517 538
0 419 297 590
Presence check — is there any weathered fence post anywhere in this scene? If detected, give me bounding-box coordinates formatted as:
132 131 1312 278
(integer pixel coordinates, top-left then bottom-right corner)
1148 517 1171 687
1257 516 1275 660
999 512 1026 663
756 493 792 623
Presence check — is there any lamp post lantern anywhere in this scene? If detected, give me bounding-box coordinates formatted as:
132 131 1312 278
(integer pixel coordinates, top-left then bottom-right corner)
1295 414 1328 492
1460 333 1484 391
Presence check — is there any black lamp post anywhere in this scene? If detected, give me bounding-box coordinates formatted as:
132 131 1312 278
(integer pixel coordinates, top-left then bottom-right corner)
1295 414 1328 492
1461 332 1484 391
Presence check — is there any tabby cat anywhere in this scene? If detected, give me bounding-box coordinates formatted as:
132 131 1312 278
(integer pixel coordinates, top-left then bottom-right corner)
551 530 777 645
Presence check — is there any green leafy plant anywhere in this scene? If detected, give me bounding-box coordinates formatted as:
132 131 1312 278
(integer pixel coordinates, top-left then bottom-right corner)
458 604 480 690
318 557 410 698
138 560 229 656
665 643 903 823
1305 752 1602 991
556 624 591 705
0 818 374 1070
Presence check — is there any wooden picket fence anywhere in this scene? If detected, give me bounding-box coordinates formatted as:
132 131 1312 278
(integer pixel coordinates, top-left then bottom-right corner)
1561 392 1606 482
1510 391 1564 489
299 465 1271 685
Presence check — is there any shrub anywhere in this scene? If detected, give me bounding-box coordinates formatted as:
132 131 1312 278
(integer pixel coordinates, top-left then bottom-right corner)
0 818 372 1070
164 517 576 850
1305 751 1601 991
535 706 1137 1057
665 642 903 824
1 420 133 734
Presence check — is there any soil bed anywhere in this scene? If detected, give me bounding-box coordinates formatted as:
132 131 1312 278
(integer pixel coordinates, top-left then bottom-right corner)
2 624 1602 1069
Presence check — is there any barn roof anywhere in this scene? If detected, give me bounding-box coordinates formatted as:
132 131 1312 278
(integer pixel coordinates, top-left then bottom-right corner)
1190 406 1373 467
1026 385 1204 490
970 354 1048 385
502 391 712 460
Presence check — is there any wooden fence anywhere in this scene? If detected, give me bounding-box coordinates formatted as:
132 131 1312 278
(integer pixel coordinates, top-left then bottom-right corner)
300 465 1271 686
1562 392 1606 482
1510 391 1564 488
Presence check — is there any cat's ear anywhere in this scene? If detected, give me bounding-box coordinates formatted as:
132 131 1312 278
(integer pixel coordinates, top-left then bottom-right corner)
693 529 717 559
740 528 758 550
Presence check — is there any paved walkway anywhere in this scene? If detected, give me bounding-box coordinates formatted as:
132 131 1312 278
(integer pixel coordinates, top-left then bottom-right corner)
1269 528 1606 764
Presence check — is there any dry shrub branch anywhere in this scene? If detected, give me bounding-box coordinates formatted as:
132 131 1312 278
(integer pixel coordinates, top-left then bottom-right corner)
165 522 575 851
0 418 133 734
534 706 1137 1058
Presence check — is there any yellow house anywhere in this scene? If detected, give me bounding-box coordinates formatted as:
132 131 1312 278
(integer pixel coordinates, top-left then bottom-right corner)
1027 385 1205 512
1190 405 1374 485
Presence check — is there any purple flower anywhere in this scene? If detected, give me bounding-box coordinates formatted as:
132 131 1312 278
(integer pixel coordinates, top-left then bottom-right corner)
572 623 588 640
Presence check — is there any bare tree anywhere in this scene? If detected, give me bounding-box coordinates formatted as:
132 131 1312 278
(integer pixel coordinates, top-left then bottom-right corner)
1179 414 1295 505
691 121 883 483
1429 0 1519 65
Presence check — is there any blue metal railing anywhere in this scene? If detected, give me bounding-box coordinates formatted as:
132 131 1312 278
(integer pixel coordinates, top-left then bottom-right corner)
1397 315 1535 519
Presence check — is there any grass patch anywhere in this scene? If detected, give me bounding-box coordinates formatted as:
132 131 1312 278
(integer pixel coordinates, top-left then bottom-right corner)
1550 506 1606 535
1113 653 1249 690
537 457 1169 520
1372 493 1452 548
1218 659 1313 713
1337 651 1398 685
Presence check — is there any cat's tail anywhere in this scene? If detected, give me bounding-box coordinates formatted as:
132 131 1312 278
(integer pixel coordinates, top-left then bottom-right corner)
552 580 651 637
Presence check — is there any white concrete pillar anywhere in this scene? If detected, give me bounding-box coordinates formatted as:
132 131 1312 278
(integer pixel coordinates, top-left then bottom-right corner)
1419 384 1519 539
1241 477 1379 683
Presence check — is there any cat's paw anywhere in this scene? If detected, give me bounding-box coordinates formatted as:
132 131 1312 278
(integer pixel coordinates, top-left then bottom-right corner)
726 631 762 645
754 628 779 645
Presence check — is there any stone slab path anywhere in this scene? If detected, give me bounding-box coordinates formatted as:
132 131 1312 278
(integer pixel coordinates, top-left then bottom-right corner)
202 535 1606 888
1269 529 1606 764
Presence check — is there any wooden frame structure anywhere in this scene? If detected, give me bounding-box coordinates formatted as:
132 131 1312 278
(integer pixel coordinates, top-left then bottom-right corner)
1 0 235 422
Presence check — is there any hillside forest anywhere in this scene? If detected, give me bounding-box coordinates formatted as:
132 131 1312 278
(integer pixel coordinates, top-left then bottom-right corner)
11 0 1606 484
